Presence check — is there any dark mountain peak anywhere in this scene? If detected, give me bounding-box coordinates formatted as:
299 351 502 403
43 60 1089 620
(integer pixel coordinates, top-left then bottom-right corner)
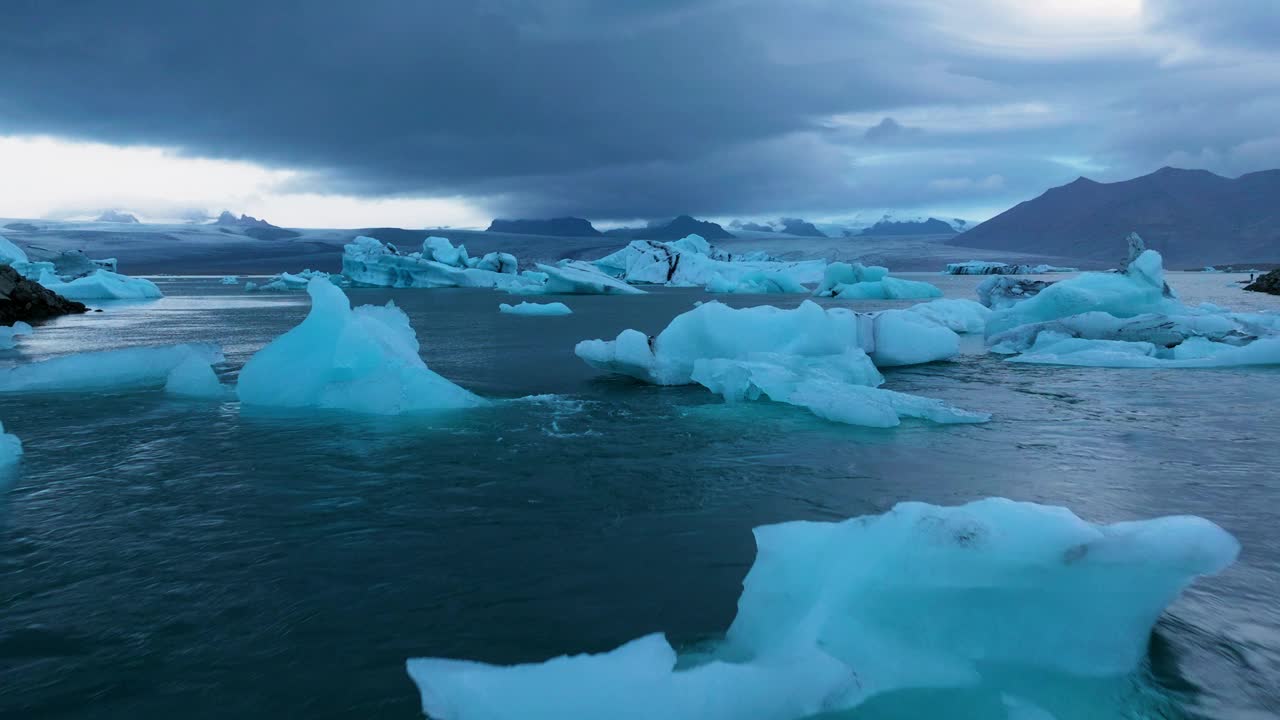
1066 176 1100 186
95 209 140 223
213 210 298 240
861 217 957 236
779 218 826 237
486 217 602 237
641 215 734 240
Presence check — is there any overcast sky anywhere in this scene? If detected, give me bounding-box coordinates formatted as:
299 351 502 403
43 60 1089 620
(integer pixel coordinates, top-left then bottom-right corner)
1 0 1277 228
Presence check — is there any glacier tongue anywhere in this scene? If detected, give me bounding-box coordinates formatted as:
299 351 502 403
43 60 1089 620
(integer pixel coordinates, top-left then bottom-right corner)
406 498 1239 720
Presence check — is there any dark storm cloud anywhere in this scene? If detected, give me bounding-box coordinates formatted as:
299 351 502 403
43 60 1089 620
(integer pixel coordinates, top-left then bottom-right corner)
0 0 1278 221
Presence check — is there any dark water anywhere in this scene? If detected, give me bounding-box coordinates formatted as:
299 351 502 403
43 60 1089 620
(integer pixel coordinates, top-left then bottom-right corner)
2 274 1278 719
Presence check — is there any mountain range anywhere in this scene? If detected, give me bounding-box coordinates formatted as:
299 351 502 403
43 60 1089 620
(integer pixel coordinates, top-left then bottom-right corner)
951 167 1280 266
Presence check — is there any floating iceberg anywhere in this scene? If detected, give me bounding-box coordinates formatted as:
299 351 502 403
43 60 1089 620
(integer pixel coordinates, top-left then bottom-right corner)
499 301 573 316
0 343 222 394
164 355 227 398
0 321 33 350
575 300 976 427
946 261 1076 275
0 234 31 266
985 238 1280 367
407 498 1239 720
813 262 942 300
220 275 240 285
0 419 20 466
342 236 531 291
591 235 823 290
237 278 487 414
35 268 163 301
976 276 1054 309
517 261 646 295
246 269 339 292
905 298 991 334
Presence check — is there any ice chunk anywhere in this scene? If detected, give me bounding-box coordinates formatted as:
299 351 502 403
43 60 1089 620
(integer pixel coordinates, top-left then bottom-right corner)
905 299 991 334
237 278 486 414
164 355 226 398
36 268 163 300
1006 333 1280 368
499 301 573 316
0 321 33 350
987 311 1259 356
0 419 20 466
520 261 647 295
945 261 1076 275
0 234 31 265
406 499 1239 720
342 236 532 291
220 275 240 285
813 262 942 300
985 250 1178 337
705 270 808 294
246 269 337 292
575 301 974 426
591 235 824 289
0 343 222 394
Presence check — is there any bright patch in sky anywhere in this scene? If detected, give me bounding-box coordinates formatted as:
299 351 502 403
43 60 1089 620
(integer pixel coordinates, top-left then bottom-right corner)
0 135 489 228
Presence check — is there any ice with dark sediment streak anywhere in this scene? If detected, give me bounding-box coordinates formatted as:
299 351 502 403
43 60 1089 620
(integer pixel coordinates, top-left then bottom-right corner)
986 240 1280 367
407 498 1239 720
574 300 983 427
237 278 486 414
590 234 823 291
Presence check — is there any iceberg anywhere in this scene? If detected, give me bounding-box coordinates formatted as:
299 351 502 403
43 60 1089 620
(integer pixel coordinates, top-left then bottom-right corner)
164 355 227 398
591 235 824 290
0 321 33 350
976 276 1054 309
0 343 222 394
905 298 991 334
246 269 339 292
237 278 487 414
35 268 163 301
813 262 942 300
498 301 573 316
341 235 533 291
407 498 1239 720
0 419 20 466
220 275 240 285
518 261 646 295
574 300 976 427
945 261 1076 275
0 234 31 266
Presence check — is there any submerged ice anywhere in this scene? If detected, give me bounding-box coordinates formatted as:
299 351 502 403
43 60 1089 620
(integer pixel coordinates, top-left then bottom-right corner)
575 300 981 427
0 343 222 394
237 278 486 414
407 498 1239 720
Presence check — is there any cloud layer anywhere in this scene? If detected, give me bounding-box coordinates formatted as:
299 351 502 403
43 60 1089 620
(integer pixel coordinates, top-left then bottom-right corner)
1 0 1277 223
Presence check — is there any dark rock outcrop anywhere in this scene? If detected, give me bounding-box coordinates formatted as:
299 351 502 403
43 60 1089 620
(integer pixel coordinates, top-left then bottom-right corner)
1245 269 1280 295
862 218 958 236
486 217 602 237
214 211 300 240
0 265 88 324
779 218 826 237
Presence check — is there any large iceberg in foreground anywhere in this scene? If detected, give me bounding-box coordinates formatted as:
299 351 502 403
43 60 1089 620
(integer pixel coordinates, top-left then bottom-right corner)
813 262 942 300
407 498 1239 720
574 300 978 427
0 419 20 466
342 236 531 291
591 235 824 290
986 239 1280 368
0 343 222 394
237 278 486 414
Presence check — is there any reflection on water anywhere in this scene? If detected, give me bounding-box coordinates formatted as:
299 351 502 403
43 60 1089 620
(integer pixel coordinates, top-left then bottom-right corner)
1 273 1278 719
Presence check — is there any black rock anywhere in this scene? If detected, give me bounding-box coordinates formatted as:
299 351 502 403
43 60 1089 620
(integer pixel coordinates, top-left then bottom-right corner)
0 265 88 325
1244 269 1280 295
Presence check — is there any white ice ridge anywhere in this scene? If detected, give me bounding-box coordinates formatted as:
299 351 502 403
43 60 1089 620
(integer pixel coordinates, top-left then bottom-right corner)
575 300 983 427
499 301 573 316
0 321 33 350
986 236 1280 367
0 419 21 466
237 278 487 414
0 343 222 394
946 261 1077 275
590 234 824 291
406 498 1240 720
341 235 530 291
812 262 942 300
